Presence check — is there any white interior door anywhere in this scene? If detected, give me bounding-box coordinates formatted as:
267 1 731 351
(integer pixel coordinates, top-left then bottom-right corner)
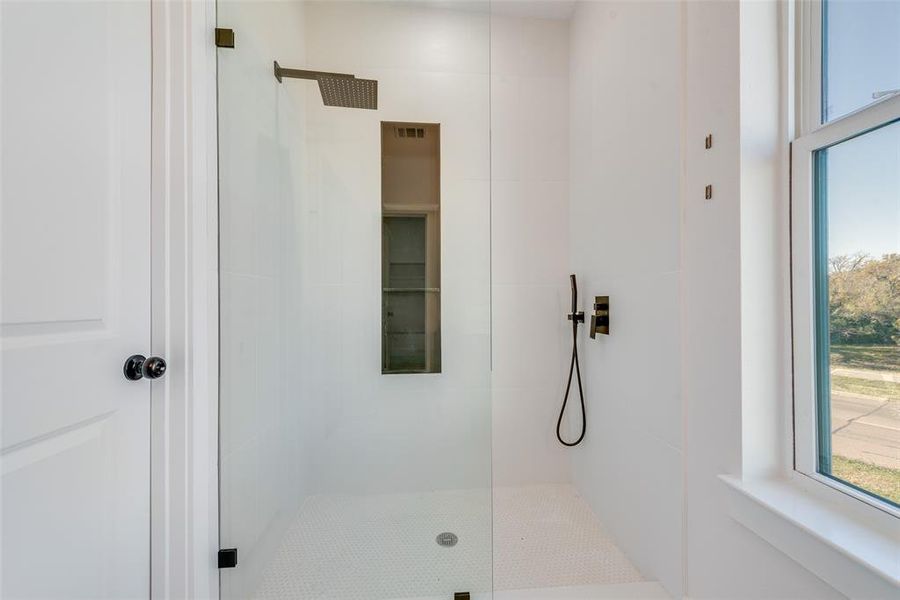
1 1 152 598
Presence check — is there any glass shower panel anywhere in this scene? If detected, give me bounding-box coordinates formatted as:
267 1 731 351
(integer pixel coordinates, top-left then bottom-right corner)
217 2 492 599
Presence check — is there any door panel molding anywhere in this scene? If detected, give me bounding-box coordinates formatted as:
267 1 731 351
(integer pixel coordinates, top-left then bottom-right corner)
1 412 112 476
149 0 220 598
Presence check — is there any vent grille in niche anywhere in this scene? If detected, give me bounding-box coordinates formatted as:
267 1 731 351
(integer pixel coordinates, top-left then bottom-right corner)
396 127 425 139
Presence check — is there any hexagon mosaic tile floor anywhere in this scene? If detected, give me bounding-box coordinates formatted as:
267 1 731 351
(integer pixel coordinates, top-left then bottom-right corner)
253 484 645 599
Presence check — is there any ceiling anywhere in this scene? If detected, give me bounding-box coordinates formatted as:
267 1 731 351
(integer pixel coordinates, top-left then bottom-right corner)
405 0 577 20
490 0 576 19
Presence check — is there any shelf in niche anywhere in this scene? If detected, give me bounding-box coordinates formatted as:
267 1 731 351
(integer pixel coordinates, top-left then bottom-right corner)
382 203 440 212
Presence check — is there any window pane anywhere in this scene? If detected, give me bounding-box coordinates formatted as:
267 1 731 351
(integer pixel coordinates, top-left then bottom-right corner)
823 0 900 123
814 119 900 506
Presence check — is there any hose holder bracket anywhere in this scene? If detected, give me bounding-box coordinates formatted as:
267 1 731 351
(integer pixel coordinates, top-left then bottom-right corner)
567 311 585 323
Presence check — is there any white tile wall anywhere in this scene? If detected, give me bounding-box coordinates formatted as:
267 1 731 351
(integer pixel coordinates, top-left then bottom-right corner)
567 2 683 596
491 181 569 286
302 1 493 496
223 1 574 509
490 14 573 488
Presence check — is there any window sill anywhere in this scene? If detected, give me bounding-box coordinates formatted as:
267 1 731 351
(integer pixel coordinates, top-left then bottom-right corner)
720 474 899 598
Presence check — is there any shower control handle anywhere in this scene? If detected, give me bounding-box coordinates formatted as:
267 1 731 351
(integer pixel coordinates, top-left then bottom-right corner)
590 296 610 338
123 354 168 381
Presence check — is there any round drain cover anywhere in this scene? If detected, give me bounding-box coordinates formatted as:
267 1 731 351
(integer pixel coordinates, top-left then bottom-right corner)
436 532 458 547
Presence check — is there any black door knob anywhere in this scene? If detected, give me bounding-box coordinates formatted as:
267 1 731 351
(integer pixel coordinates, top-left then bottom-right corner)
124 354 167 381
143 356 167 379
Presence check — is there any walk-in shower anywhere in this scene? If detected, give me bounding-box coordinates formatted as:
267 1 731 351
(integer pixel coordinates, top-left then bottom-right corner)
216 1 647 598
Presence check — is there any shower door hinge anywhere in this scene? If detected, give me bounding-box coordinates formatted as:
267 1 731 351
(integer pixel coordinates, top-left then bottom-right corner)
454 594 471 600
215 28 235 48
218 548 238 569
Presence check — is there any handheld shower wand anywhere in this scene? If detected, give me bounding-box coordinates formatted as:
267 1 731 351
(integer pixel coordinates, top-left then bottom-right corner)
557 274 586 447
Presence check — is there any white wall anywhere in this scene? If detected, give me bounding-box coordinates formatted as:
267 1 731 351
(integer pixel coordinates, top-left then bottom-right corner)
301 1 493 495
567 1 684 595
298 0 575 499
682 2 843 598
490 13 573 487
565 0 848 598
217 2 314 597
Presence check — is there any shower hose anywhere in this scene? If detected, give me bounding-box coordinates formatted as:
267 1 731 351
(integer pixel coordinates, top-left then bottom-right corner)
556 274 586 447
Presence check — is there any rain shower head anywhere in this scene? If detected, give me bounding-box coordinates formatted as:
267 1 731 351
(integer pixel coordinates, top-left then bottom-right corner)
318 76 378 110
274 61 378 110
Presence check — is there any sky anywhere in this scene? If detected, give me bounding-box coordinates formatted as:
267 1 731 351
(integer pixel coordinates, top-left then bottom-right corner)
824 0 900 260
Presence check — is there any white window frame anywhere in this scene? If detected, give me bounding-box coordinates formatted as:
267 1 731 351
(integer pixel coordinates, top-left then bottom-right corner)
791 0 900 519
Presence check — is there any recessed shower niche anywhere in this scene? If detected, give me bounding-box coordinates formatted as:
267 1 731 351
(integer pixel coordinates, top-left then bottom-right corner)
381 122 441 374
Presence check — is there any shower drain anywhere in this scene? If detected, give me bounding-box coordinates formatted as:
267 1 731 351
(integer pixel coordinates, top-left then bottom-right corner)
435 532 458 547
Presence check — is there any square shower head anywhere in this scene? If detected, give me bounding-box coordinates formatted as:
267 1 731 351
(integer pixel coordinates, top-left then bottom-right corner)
317 75 378 110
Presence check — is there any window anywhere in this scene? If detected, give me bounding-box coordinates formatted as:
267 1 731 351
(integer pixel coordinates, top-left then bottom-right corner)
822 0 900 122
381 122 441 374
793 0 900 511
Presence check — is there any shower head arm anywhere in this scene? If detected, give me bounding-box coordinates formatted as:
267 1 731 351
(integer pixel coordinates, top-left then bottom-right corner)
272 61 378 110
273 61 356 84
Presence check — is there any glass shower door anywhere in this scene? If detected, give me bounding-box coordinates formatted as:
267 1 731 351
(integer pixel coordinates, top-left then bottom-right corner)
217 1 492 598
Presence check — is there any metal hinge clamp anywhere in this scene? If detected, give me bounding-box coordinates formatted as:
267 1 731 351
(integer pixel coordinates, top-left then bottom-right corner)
218 548 238 569
215 28 234 48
